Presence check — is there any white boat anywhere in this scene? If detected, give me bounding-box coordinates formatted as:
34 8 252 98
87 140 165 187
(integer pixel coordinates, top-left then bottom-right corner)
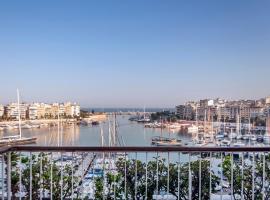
155 139 182 146
263 136 270 144
236 135 242 140
218 139 231 147
250 135 257 141
188 125 198 134
0 135 37 145
168 124 182 129
242 135 248 140
21 124 32 129
0 89 37 146
233 142 245 147
215 134 225 140
229 132 237 139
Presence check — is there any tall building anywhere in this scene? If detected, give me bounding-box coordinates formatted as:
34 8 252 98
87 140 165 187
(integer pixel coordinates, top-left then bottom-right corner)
176 105 193 120
266 96 270 105
0 105 4 117
5 103 28 120
64 102 80 117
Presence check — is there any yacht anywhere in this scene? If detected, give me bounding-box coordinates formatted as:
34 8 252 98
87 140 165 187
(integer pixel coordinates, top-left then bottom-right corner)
250 135 257 142
263 135 270 144
233 141 245 147
0 89 37 146
242 135 250 140
0 135 37 146
236 134 242 140
256 135 264 143
229 132 237 140
215 133 225 141
188 125 199 134
154 139 182 147
151 136 181 146
218 139 231 147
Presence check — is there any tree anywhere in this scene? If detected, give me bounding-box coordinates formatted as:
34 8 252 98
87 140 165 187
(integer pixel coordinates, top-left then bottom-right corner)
110 154 218 200
222 154 270 200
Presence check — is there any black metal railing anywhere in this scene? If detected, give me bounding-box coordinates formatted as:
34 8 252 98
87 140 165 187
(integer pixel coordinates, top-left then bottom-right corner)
0 146 270 200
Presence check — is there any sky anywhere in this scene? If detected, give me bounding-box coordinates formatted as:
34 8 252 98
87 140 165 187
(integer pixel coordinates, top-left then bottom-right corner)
0 0 270 108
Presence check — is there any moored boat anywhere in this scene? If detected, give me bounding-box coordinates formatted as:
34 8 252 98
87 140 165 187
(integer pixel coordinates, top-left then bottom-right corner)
154 139 182 146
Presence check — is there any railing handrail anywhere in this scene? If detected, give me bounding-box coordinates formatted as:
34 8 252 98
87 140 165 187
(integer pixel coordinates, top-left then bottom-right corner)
0 145 270 153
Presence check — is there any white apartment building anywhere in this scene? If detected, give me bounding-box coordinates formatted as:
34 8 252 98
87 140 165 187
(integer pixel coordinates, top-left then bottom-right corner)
70 103 80 117
0 104 4 117
6 103 28 120
29 103 47 119
64 102 80 117
266 96 270 105
29 104 38 120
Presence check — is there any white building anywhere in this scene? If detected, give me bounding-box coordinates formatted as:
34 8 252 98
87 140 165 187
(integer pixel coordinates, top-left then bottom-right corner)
29 103 39 120
71 103 80 117
0 105 4 117
64 102 80 117
266 96 270 105
6 103 28 120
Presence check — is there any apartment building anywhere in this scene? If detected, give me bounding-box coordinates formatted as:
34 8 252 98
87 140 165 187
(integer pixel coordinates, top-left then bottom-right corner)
64 102 80 117
176 97 270 121
176 105 193 120
5 103 28 120
266 96 270 105
29 103 48 119
0 105 4 117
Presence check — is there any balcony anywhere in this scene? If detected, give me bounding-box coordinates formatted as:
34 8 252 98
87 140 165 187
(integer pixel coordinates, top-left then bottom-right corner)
0 146 269 199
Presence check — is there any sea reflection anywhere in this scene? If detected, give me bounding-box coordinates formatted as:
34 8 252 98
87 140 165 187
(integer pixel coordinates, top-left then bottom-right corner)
0 115 192 146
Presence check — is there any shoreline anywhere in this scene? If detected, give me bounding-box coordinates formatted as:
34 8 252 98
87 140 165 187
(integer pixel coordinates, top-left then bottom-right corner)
0 114 108 126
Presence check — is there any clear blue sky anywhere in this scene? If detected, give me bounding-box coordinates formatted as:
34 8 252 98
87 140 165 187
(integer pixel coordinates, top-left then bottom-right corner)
0 0 270 108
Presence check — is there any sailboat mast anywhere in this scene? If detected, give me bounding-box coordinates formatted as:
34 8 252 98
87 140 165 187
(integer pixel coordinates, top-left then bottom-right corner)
17 89 22 139
195 105 198 126
57 106 60 147
100 125 104 147
113 113 117 146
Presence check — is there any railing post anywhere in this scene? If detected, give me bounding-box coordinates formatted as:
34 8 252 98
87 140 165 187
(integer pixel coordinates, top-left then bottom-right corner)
262 153 265 200
167 152 170 198
241 153 244 200
210 152 212 200
145 152 148 200
156 152 159 196
102 152 105 200
61 152 63 200
188 153 191 200
19 153 22 200
220 153 223 200
50 152 53 200
2 154 4 200
178 152 180 200
7 152 11 200
81 153 83 199
252 153 255 200
124 152 127 199
71 152 74 200
30 152 32 200
199 153 201 200
230 153 233 200
135 152 138 200
40 153 43 200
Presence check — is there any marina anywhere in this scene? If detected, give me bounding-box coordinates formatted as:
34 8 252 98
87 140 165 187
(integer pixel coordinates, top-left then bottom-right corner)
0 114 269 148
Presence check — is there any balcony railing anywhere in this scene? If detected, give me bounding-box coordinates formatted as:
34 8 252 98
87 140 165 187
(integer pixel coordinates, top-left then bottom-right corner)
0 146 270 200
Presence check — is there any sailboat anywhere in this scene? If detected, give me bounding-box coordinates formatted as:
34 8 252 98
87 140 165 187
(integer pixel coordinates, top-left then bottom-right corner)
0 89 37 146
137 106 150 123
264 110 270 144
